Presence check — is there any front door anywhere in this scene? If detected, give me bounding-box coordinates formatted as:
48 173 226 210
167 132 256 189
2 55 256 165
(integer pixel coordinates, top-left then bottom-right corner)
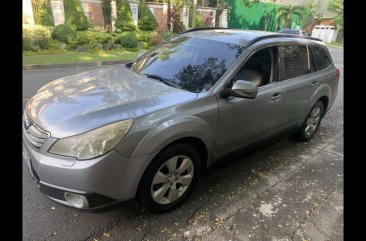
215 46 284 158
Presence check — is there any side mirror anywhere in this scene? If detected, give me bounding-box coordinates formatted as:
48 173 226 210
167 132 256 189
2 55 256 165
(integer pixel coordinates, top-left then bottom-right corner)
221 80 258 99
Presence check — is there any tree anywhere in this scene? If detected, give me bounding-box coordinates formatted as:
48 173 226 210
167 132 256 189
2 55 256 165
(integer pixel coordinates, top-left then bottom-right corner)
115 0 136 31
328 0 343 30
101 0 112 32
63 0 89 31
303 0 321 35
277 5 305 29
138 4 158 31
32 0 54 26
241 0 276 8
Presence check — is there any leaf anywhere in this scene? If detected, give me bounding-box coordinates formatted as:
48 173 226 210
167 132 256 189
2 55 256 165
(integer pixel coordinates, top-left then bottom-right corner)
103 233 111 237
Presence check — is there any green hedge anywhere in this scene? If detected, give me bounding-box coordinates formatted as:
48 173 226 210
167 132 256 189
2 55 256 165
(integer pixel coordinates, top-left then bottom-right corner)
63 0 89 31
32 0 54 26
23 25 53 50
138 4 158 31
115 0 136 31
53 24 77 43
76 31 114 46
117 32 138 48
135 31 155 42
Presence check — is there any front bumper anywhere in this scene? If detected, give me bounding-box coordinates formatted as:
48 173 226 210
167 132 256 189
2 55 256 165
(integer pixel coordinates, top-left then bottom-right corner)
22 135 156 209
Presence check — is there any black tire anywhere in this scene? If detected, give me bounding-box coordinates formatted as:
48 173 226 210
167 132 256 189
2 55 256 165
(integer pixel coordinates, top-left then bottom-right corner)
137 143 202 213
293 101 324 141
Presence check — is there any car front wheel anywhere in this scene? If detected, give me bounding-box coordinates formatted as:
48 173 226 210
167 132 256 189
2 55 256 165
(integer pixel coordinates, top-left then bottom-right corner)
138 143 202 213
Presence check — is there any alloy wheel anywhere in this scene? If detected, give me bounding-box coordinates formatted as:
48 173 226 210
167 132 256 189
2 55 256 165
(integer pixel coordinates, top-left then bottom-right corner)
151 155 194 204
305 106 322 137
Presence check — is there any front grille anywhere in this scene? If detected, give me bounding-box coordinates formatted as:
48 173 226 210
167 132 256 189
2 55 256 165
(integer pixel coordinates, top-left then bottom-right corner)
23 114 49 150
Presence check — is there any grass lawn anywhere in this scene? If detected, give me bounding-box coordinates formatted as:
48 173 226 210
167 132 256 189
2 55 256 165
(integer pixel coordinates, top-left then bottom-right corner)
327 41 343 48
23 50 142 65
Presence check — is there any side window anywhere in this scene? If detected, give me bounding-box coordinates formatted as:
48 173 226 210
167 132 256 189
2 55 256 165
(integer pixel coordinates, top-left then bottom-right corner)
230 46 277 88
278 45 313 81
311 46 332 71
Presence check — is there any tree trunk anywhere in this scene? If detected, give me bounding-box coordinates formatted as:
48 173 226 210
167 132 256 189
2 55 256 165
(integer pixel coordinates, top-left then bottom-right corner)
285 18 291 28
167 0 171 31
192 0 197 28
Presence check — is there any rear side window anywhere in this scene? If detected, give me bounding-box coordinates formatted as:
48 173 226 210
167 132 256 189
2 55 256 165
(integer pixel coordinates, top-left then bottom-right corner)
311 46 332 70
278 45 314 81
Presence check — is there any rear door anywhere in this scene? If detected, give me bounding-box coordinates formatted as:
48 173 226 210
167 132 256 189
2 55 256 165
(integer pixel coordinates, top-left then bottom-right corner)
276 44 318 129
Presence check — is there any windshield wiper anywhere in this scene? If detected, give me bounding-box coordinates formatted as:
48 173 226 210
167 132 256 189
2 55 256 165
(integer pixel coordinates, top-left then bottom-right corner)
144 73 181 89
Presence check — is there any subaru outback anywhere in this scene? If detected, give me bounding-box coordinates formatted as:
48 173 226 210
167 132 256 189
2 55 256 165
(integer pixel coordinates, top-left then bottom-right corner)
23 29 340 213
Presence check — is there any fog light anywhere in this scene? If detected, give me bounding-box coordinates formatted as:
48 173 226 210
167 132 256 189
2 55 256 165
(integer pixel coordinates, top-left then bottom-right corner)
64 192 89 209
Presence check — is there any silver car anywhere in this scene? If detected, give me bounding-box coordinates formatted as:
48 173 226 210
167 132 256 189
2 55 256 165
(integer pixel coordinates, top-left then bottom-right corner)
23 29 340 213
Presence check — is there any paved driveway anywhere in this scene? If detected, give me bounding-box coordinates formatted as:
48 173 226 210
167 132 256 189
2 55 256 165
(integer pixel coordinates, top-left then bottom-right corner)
23 46 343 241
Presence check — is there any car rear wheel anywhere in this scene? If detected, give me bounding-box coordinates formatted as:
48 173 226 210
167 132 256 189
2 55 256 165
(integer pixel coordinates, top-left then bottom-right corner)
293 101 324 141
138 143 201 213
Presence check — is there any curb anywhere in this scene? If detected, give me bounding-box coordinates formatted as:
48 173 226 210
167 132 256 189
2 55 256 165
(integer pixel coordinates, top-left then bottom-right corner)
23 60 131 70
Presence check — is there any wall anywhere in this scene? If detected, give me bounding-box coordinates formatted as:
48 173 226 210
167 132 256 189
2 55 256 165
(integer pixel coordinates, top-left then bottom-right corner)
227 0 309 32
145 2 168 32
24 0 227 31
80 0 104 27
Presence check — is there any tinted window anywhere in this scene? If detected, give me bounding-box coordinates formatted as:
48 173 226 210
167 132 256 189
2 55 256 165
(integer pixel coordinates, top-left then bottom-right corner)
231 47 276 87
131 36 243 93
312 46 332 70
278 45 313 81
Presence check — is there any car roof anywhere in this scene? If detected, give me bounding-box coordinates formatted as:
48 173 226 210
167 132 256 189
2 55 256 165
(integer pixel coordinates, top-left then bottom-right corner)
179 28 321 46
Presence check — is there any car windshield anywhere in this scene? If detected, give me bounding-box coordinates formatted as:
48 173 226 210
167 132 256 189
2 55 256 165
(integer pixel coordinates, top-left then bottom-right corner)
130 36 244 93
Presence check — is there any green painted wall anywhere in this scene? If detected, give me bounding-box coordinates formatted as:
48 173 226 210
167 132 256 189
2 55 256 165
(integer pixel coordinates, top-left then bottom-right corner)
227 0 308 32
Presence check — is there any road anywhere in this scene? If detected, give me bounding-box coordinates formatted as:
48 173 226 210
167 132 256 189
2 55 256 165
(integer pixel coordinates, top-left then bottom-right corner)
23 46 343 241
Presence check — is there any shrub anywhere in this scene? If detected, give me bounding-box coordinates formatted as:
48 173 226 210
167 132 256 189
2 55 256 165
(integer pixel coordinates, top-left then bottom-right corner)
117 32 138 48
161 31 175 40
189 10 205 28
88 40 103 53
195 12 205 28
23 28 33 50
23 25 53 50
76 31 114 46
32 0 54 26
138 4 158 31
115 0 136 31
63 0 89 31
149 33 164 46
136 31 155 42
52 24 77 43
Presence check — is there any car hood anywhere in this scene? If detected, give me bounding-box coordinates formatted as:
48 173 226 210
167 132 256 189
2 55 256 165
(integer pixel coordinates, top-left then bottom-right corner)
26 65 197 138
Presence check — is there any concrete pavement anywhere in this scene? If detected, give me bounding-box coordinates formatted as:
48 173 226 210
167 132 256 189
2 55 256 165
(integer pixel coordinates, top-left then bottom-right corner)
22 46 343 241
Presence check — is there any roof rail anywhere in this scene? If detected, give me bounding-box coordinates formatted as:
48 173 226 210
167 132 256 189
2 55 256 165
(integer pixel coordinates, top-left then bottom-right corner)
179 27 233 35
246 34 322 46
178 28 322 45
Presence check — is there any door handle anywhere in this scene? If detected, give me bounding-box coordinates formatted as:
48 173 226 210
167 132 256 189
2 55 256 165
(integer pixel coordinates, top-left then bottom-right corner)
270 93 282 101
310 81 318 87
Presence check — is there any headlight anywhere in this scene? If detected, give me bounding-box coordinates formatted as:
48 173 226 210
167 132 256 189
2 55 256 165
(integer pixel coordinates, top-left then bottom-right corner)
49 119 133 160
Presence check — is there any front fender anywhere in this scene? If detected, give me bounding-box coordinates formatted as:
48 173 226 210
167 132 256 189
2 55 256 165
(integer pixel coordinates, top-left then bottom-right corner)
132 115 215 158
